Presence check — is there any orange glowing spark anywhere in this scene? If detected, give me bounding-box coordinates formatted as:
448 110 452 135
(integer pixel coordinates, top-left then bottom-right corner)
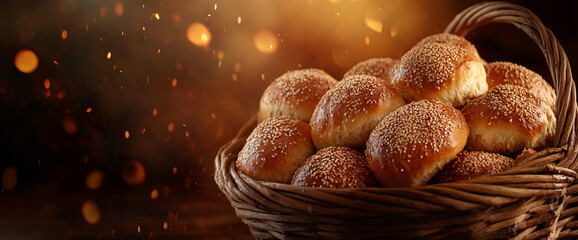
172 167 177 174
171 78 177 87
86 107 92 113
211 113 216 119
2 166 17 191
61 30 68 40
100 7 107 17
152 108 158 117
57 90 66 99
168 122 174 132
142 26 146 31
62 116 78 135
115 2 124 16
44 79 50 89
163 222 168 230
14 49 39 74
365 15 383 33
82 200 100 224
106 51 111 59
261 73 265 80
237 16 241 24
125 131 130 139
254 30 278 53
154 13 160 20
122 160 146 186
187 23 211 47
390 23 398 38
151 189 159 199
86 171 104 190
157 49 161 54
53 61 59 65
137 226 141 233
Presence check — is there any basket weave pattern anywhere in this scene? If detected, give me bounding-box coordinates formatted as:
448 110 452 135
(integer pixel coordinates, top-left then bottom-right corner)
215 2 578 239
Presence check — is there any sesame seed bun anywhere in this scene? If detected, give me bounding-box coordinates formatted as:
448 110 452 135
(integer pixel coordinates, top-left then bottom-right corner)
462 84 556 155
343 57 398 84
428 150 515 184
258 68 338 123
310 75 406 150
236 116 315 183
391 42 488 108
366 99 469 187
291 146 379 188
414 33 484 62
486 61 556 111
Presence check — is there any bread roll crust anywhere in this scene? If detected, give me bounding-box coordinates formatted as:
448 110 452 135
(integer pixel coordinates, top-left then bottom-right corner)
291 146 378 188
462 84 556 154
391 42 487 107
343 57 398 83
366 99 469 187
486 61 556 111
429 150 515 184
310 75 405 150
258 68 337 123
236 116 315 183
414 33 483 62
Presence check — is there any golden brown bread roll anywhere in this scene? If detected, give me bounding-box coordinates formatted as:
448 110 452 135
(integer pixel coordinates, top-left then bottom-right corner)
485 61 556 111
310 75 405 150
414 33 484 62
365 99 469 187
258 68 338 123
343 57 398 83
391 42 487 108
428 150 515 184
291 146 379 188
236 116 315 183
461 84 556 155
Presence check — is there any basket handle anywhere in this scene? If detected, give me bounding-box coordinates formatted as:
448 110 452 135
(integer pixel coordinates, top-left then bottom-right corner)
444 1 578 169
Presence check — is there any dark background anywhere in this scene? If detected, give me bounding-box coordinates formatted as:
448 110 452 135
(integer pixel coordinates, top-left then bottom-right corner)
0 0 576 239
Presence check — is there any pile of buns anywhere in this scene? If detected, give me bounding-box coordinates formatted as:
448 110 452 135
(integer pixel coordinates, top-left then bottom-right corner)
236 33 557 188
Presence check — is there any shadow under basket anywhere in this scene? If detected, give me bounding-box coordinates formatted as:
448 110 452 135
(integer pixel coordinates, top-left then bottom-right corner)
215 2 578 239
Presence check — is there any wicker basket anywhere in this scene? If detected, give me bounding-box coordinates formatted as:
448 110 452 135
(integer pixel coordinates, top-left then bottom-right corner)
215 2 578 239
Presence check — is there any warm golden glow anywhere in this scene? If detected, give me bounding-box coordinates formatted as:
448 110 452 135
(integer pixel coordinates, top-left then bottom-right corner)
44 79 50 89
237 16 242 24
107 51 111 59
86 107 92 113
254 30 278 54
187 23 211 47
168 122 174 132
2 166 17 191
122 160 146 186
115 2 124 16
82 200 100 224
86 171 104 190
365 36 370 45
124 130 130 139
171 78 177 87
14 49 39 74
152 108 158 117
364 15 383 33
154 13 160 20
163 222 168 230
61 30 68 40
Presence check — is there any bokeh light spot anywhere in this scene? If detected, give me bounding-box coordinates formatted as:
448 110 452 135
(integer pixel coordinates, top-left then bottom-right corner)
254 30 278 54
61 30 68 40
151 188 159 199
2 166 17 191
187 23 211 47
62 116 79 135
14 49 39 74
86 171 104 190
82 200 100 224
114 2 124 16
122 160 146 186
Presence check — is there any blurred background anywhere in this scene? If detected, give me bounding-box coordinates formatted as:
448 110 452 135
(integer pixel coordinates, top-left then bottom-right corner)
0 0 576 239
